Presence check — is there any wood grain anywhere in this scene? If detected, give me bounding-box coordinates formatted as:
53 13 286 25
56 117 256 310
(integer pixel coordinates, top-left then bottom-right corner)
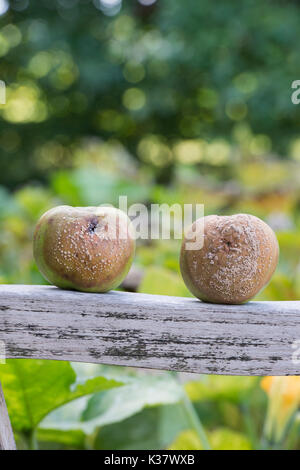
0 382 16 451
0 284 299 375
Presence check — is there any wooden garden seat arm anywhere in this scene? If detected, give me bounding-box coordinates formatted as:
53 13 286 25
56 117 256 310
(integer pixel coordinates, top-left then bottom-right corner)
0 284 299 376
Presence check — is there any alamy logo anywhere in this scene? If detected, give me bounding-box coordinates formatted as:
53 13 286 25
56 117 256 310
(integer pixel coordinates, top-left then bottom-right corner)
0 80 5 104
102 196 205 250
291 80 300 105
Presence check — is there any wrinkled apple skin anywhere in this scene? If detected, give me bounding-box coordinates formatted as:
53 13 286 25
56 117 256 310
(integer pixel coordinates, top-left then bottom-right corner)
180 214 279 304
33 205 136 293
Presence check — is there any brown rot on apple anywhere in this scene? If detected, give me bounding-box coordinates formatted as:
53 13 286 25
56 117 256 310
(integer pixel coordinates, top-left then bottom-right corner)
180 214 279 304
33 205 136 293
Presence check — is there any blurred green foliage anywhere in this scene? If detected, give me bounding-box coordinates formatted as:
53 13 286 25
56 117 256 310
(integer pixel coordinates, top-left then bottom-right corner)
0 0 300 452
1 0 300 188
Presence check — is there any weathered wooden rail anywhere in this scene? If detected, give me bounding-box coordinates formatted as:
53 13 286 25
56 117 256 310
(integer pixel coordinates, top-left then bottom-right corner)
0 284 300 449
0 381 16 450
0 285 300 375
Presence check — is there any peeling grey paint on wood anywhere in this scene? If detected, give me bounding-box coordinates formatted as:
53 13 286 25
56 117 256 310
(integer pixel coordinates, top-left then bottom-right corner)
0 382 16 451
0 284 299 375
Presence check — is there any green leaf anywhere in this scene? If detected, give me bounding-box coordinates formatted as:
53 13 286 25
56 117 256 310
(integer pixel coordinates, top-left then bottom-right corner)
15 186 56 221
94 403 190 450
168 430 204 450
40 375 183 434
51 167 150 208
185 376 257 403
37 402 190 451
0 359 122 432
83 375 183 424
168 428 252 450
94 407 163 450
209 428 252 450
256 272 297 301
138 266 192 297
0 185 19 219
37 428 86 450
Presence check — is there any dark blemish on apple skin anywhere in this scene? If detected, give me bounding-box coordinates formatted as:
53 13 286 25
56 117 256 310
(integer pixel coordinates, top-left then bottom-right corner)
88 217 98 233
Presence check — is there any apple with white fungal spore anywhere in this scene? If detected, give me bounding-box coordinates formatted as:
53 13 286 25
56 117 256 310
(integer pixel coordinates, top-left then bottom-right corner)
33 205 135 293
180 213 279 304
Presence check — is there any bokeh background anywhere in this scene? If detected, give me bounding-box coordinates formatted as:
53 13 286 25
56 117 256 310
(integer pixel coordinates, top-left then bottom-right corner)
0 0 300 450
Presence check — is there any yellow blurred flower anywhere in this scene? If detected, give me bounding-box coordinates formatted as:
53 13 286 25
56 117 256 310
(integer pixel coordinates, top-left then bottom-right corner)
262 377 300 407
261 377 300 445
